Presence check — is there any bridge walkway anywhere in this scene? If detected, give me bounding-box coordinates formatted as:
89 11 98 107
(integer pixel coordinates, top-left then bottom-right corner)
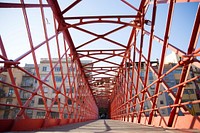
25 119 200 133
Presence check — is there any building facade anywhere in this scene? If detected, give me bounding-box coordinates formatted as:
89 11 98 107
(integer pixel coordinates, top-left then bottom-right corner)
0 64 36 119
164 52 200 115
163 63 200 115
131 58 200 116
0 58 93 119
32 58 93 119
0 68 23 119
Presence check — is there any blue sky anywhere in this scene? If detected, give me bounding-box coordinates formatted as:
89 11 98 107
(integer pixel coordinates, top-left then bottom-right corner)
0 1 199 66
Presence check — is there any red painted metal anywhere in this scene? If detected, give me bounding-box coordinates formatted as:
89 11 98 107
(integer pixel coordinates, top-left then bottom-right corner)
138 0 158 123
0 2 50 8
154 0 200 4
168 3 200 127
148 0 175 124
0 37 25 118
0 0 200 132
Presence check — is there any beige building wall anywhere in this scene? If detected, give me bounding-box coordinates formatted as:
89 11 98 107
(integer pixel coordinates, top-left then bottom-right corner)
174 66 200 115
0 68 23 119
164 51 200 115
0 74 7 118
33 58 92 119
0 64 36 119
131 61 169 116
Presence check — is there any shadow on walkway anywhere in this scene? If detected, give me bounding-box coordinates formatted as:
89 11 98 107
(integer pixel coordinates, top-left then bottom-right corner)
34 119 200 133
39 120 98 132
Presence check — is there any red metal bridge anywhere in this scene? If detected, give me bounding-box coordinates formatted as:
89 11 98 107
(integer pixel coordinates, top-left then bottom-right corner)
0 0 200 132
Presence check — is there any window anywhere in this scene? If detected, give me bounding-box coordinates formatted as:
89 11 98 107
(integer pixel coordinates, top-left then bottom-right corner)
64 113 68 118
66 87 75 93
65 78 68 83
189 89 194 94
69 67 73 72
38 98 46 105
182 99 190 103
70 77 74 82
161 109 166 114
160 100 164 104
51 112 59 118
151 91 155 95
184 89 194 94
68 99 72 105
175 80 179 84
140 71 144 79
150 85 155 90
41 75 49 82
66 88 70 93
175 69 182 74
149 81 155 89
186 82 193 85
53 87 59 93
0 76 5 81
42 66 50 72
6 98 13 104
164 77 169 82
42 66 47 71
55 76 62 82
149 72 153 80
72 87 74 93
37 112 45 118
129 71 132 78
54 67 60 72
8 88 14 96
43 87 48 93
52 98 60 105
184 89 188 94
3 111 9 119
0 88 5 97
9 88 14 94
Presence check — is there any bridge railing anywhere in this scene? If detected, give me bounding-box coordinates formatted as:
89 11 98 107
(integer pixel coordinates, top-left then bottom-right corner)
110 0 200 129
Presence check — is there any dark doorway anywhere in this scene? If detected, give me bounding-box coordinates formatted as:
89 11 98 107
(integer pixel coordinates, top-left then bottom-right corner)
99 107 109 119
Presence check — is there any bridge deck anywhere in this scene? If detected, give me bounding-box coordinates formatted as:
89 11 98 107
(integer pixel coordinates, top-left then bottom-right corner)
15 119 199 133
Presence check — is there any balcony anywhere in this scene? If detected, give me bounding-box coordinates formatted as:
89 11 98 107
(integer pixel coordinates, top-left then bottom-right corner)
21 82 33 87
21 93 31 99
0 92 15 98
0 75 6 82
21 77 34 87
193 68 200 74
0 106 6 110
195 78 200 83
5 93 14 98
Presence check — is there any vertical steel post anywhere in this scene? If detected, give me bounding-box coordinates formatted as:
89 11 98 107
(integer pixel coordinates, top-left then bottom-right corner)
148 0 174 124
138 0 157 123
20 0 49 116
0 36 25 118
168 4 200 127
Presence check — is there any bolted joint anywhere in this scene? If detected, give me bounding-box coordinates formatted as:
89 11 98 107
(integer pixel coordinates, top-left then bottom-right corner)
182 84 186 87
180 54 195 66
32 92 37 96
158 78 163 83
2 60 20 69
56 90 61 94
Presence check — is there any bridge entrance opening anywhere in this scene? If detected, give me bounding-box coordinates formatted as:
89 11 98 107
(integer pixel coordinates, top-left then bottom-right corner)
99 107 109 119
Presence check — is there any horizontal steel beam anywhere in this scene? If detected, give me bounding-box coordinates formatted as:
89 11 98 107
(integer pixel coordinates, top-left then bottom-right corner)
0 2 50 8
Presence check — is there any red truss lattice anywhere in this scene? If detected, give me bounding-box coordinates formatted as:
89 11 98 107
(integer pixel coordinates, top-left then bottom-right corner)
0 0 200 131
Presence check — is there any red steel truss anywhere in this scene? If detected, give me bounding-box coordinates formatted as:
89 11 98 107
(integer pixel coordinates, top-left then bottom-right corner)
0 0 200 131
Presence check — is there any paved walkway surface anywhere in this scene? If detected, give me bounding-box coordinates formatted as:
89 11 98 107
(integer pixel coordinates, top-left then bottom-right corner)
33 119 199 133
